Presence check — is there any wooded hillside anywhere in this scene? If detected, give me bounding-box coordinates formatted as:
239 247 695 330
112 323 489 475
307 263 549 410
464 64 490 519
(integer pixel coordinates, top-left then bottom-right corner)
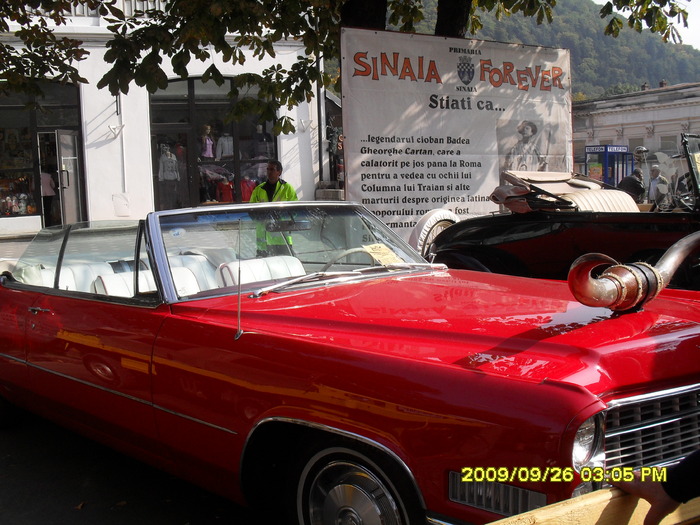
410 0 700 99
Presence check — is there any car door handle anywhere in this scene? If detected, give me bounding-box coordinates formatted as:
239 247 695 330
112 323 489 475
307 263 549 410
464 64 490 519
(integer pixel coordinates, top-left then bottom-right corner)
28 307 51 314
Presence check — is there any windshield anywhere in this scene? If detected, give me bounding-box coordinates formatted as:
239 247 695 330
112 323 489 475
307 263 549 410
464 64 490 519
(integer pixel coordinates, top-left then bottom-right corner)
11 221 145 292
666 133 700 212
683 134 700 191
154 203 427 295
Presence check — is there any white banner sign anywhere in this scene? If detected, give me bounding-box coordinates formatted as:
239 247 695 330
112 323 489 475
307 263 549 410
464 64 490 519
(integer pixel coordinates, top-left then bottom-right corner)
341 28 572 240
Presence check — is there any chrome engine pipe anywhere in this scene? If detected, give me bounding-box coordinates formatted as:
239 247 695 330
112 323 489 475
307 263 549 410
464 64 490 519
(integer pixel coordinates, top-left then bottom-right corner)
568 231 700 312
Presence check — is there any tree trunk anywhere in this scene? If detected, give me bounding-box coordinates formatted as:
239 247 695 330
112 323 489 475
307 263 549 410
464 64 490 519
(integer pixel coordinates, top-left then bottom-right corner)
435 0 473 38
340 0 388 30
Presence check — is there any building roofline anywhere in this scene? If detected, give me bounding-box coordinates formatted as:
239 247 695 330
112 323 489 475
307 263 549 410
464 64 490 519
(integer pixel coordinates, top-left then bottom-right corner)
574 82 700 108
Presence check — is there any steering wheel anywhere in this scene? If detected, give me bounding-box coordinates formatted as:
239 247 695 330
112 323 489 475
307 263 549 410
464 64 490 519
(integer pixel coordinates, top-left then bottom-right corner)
675 191 696 211
321 248 376 272
655 192 695 212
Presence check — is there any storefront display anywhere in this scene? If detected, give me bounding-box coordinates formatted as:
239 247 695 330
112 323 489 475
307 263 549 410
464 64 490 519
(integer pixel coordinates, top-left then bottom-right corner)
151 79 277 210
0 127 37 216
0 84 82 225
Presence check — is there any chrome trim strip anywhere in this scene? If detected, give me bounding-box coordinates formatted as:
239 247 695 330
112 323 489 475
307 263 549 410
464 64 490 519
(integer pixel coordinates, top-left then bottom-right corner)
0 354 237 435
246 416 426 509
0 353 24 365
25 358 152 404
606 382 700 408
153 404 237 435
605 415 685 438
426 516 461 525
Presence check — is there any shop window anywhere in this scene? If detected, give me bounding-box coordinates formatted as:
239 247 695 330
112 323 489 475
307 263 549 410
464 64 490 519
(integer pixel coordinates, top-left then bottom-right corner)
194 78 230 98
151 105 189 125
37 107 80 127
150 78 277 210
151 80 189 100
40 83 79 106
0 82 81 221
0 112 37 217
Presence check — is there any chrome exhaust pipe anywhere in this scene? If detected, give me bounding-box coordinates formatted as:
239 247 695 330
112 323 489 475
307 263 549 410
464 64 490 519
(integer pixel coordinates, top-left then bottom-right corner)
568 231 700 311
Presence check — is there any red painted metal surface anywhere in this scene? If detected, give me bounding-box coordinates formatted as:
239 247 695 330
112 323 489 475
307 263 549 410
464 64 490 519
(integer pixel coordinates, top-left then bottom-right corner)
2 210 700 524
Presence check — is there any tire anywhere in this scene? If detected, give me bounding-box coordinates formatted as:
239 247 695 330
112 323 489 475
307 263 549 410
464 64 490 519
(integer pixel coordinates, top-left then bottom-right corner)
409 209 459 258
294 445 422 525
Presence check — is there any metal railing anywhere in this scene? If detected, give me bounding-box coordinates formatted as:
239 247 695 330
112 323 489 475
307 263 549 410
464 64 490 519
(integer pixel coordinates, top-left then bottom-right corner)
54 1 166 17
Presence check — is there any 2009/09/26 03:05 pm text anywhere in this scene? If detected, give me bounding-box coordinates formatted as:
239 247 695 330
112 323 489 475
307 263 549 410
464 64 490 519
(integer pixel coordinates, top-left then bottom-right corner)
460 466 667 484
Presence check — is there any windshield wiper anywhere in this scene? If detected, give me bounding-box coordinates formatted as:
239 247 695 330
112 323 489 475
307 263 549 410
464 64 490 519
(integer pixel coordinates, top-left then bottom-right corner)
251 271 360 297
354 262 447 273
251 263 446 297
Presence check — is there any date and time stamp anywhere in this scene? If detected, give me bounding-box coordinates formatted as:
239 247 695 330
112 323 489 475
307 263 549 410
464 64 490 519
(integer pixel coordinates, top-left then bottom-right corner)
461 466 667 484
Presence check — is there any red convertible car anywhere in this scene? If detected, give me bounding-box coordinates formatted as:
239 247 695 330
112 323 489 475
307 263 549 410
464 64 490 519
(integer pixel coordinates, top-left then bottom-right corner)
1 201 700 525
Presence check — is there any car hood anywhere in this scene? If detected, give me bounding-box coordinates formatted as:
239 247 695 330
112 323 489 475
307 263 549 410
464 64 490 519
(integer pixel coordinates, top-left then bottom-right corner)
177 269 700 398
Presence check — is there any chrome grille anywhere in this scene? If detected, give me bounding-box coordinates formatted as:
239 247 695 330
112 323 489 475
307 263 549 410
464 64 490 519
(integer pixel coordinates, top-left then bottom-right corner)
448 471 546 517
605 384 700 468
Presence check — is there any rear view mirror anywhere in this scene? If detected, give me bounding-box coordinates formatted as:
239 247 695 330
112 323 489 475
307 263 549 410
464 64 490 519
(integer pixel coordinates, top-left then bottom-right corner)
266 219 311 232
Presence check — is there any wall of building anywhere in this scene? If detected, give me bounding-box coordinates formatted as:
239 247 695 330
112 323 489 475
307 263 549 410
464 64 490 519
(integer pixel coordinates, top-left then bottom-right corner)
572 82 700 183
2 14 324 234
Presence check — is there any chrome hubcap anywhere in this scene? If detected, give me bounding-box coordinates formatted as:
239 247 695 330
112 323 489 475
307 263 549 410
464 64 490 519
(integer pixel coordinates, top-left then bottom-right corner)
307 461 402 525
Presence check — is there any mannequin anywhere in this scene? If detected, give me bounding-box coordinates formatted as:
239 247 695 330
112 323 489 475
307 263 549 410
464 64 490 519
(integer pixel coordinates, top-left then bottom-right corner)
216 132 234 159
158 143 180 210
199 124 216 160
158 143 180 182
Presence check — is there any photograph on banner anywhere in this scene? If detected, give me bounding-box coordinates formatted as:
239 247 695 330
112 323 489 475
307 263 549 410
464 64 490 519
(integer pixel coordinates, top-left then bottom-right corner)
341 28 572 241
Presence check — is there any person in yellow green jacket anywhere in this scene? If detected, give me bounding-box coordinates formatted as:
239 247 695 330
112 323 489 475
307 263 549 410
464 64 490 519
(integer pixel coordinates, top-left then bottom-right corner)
249 161 298 255
249 161 298 203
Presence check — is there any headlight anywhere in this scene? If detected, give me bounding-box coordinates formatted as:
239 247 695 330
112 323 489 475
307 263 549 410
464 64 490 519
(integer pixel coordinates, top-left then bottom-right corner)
572 414 603 471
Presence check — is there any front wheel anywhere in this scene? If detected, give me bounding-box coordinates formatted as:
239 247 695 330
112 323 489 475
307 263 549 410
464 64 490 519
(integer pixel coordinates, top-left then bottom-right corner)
409 209 459 257
294 446 422 525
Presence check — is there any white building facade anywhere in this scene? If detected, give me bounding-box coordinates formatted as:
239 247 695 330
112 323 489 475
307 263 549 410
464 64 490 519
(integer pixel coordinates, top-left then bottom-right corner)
0 2 325 236
572 81 700 187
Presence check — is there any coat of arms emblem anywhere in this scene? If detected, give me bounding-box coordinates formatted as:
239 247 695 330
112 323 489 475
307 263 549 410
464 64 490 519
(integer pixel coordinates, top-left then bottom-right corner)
458 56 475 86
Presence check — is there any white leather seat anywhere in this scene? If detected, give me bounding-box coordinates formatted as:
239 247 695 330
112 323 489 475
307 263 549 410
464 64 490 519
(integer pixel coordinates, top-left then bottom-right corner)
217 256 305 287
19 263 111 291
502 170 601 194
265 256 306 280
93 270 157 297
94 267 200 298
40 268 60 288
32 263 105 291
560 189 639 213
56 269 77 290
61 262 114 292
218 259 271 287
170 266 201 296
169 254 218 291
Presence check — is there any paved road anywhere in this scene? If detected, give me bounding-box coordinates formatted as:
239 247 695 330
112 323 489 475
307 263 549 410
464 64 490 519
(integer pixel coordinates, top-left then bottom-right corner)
0 412 280 525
